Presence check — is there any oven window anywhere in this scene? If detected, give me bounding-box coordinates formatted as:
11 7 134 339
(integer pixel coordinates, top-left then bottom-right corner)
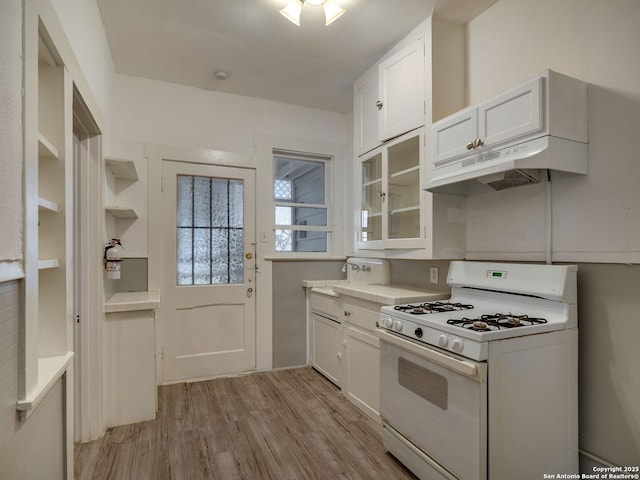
398 357 448 410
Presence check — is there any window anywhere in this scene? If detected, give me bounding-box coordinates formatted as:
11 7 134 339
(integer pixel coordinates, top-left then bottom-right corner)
176 175 244 285
273 150 331 253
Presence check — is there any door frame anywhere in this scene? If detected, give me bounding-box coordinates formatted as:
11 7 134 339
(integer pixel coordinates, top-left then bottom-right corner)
146 144 262 384
72 88 105 443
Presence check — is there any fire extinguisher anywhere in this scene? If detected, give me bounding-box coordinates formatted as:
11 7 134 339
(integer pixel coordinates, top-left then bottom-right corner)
104 238 124 279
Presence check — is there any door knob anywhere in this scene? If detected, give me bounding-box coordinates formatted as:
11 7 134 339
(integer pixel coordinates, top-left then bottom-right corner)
247 287 254 298
466 141 474 150
473 138 484 148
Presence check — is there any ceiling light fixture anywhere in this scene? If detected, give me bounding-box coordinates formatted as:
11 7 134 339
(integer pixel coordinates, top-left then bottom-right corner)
279 0 346 27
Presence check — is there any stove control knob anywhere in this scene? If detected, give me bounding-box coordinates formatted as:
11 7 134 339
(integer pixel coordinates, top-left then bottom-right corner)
451 338 464 353
437 334 448 347
414 328 423 338
380 316 392 329
392 320 403 332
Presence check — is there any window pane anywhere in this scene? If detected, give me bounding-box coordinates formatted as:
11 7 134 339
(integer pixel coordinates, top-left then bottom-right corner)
275 206 292 226
193 177 211 228
274 157 325 204
293 207 327 227
274 179 292 200
275 229 292 252
177 176 193 227
193 228 211 285
229 229 244 284
276 230 327 252
177 228 193 285
229 180 244 228
211 228 229 284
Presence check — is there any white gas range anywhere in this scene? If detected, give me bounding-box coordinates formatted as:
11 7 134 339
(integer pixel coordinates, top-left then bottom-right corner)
376 261 579 480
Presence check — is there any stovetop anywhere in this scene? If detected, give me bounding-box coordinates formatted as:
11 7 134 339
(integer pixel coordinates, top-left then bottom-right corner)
379 287 576 361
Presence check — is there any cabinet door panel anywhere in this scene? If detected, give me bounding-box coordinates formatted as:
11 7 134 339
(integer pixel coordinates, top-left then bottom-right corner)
311 314 342 386
378 40 425 142
354 69 381 156
344 326 380 420
479 77 543 148
432 106 478 166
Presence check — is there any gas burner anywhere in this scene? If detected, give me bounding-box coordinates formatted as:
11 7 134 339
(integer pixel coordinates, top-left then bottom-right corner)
483 313 548 328
447 313 548 331
394 301 474 315
472 321 490 331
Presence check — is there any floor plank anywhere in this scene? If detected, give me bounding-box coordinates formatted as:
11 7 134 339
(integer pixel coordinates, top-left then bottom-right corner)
75 367 417 480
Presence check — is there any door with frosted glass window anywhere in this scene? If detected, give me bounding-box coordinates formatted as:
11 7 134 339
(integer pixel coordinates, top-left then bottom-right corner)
161 160 256 382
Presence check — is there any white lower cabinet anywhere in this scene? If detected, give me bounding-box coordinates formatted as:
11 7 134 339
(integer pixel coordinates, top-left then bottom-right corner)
310 313 342 386
306 288 389 421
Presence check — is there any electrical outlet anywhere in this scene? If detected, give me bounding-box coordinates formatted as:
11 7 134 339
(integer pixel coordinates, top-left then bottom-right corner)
429 267 439 284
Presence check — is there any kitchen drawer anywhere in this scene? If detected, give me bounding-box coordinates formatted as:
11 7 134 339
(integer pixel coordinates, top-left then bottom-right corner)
310 290 340 319
342 296 384 332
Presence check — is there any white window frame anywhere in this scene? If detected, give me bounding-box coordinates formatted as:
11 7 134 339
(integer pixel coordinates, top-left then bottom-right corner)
255 134 346 260
273 150 332 255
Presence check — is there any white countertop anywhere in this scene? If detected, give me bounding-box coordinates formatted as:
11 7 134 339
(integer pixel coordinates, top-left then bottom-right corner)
304 278 449 305
105 291 160 313
333 283 449 305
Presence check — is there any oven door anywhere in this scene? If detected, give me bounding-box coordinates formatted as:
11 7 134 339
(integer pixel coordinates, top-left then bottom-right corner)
377 328 488 480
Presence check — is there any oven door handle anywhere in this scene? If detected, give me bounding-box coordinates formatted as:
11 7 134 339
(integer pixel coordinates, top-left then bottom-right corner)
375 328 485 380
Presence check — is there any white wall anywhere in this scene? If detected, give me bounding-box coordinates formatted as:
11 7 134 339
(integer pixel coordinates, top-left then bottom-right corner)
49 0 114 139
466 0 640 468
0 0 24 264
465 0 640 263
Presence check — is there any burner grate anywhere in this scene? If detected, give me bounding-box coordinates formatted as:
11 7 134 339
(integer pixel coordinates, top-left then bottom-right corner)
447 313 548 331
394 301 474 315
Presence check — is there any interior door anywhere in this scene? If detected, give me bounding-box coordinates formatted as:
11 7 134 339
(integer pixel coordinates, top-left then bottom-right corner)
161 160 256 383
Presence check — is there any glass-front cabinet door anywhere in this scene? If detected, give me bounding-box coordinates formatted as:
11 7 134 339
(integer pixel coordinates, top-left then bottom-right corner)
360 152 383 247
358 128 425 250
387 132 421 243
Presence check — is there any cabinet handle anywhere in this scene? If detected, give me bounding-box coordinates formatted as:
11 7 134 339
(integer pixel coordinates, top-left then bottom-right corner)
473 138 484 148
378 191 386 198
466 141 474 150
344 310 351 317
336 352 343 360
376 100 383 110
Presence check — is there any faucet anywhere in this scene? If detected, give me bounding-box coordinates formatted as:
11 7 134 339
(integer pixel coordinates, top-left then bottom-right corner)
351 264 370 272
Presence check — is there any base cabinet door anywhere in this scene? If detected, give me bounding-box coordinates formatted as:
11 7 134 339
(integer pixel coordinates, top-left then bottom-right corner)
311 313 342 386
343 325 380 420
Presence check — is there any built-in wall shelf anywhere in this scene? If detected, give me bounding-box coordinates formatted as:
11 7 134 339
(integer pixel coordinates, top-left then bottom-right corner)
16 351 74 412
38 197 59 213
38 258 60 270
106 157 138 181
38 132 59 160
105 206 138 219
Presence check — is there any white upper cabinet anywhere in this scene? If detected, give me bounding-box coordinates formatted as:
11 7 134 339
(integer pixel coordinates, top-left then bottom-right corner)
432 71 588 167
354 39 425 156
377 39 426 143
352 17 467 258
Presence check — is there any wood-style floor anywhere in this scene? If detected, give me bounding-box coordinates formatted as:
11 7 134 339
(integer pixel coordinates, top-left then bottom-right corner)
74 367 417 480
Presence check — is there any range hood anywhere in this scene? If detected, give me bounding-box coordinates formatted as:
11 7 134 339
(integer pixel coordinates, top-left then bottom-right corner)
422 135 589 196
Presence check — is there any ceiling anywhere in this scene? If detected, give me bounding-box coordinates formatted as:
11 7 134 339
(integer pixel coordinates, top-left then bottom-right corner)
97 0 496 113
